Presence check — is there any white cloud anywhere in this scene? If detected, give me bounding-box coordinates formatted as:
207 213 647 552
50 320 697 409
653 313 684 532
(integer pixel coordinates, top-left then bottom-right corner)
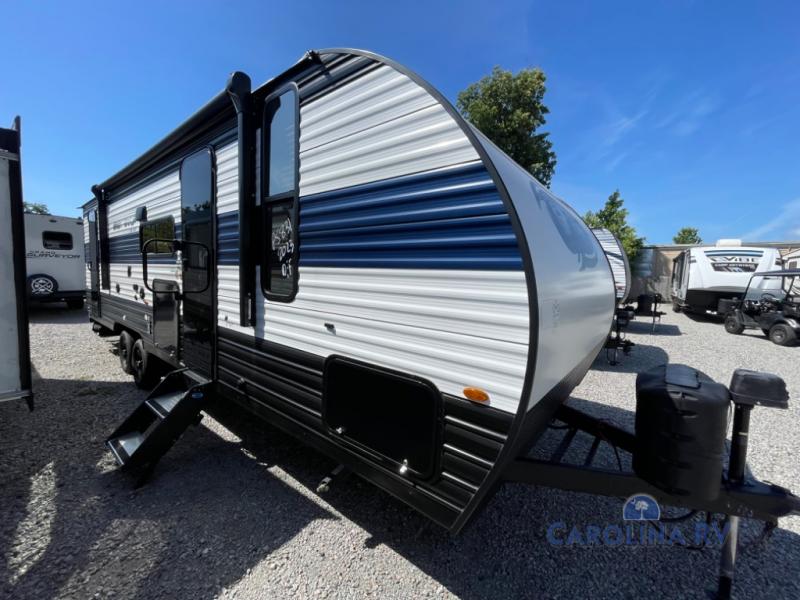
656 89 720 137
740 198 800 241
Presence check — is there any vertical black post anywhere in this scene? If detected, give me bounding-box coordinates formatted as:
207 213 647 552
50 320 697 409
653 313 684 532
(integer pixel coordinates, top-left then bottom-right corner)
717 404 751 599
226 71 254 327
93 185 110 291
5 116 33 410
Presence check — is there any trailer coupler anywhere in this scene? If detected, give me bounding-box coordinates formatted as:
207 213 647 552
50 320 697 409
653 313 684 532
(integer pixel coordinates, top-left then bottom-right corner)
505 370 798 599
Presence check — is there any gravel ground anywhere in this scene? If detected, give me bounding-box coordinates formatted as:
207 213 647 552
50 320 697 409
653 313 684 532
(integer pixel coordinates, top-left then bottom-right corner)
1 305 799 599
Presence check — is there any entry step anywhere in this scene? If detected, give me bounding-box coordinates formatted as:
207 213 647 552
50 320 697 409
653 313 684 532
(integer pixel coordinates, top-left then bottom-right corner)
105 369 210 475
145 390 186 418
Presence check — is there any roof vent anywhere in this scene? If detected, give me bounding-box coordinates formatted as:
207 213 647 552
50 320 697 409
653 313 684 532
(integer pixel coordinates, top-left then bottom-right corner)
716 239 742 247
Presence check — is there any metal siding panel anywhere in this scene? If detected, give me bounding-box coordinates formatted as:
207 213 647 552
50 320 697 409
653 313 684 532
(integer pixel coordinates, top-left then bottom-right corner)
592 228 629 300
300 65 434 151
298 65 479 197
106 170 181 241
215 139 241 324
218 265 528 414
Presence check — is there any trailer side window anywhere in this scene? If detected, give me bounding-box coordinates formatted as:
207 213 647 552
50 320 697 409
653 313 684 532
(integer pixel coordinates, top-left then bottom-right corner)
140 217 176 254
672 254 684 285
261 84 299 301
42 231 73 250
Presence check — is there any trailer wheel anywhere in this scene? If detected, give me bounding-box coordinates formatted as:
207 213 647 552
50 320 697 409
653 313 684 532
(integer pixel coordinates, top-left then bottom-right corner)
724 316 745 335
130 339 161 389
769 324 796 346
27 273 58 297
118 331 135 374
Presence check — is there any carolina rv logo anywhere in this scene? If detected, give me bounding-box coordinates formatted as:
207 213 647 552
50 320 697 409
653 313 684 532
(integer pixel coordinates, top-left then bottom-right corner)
546 494 730 547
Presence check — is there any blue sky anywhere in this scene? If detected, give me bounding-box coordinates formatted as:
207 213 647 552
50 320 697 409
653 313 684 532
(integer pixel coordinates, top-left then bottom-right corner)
2 1 799 244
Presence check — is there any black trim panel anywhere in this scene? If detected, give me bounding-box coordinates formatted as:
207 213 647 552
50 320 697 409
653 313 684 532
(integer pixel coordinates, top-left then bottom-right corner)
215 326 512 529
3 117 32 403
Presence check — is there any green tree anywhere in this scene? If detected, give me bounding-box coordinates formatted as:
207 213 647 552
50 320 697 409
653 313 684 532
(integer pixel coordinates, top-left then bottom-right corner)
23 202 50 215
584 190 645 261
673 227 702 245
457 66 557 186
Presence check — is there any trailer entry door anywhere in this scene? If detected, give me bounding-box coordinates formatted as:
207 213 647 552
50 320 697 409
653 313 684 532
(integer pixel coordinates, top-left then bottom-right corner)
179 148 216 378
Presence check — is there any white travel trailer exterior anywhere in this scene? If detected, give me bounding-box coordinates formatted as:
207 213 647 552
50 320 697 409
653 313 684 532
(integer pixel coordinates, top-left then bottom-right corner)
0 117 32 407
25 213 85 309
671 241 782 313
85 49 615 531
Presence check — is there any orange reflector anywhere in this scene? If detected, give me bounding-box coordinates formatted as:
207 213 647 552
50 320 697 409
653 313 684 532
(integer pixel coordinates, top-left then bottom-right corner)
463 387 490 403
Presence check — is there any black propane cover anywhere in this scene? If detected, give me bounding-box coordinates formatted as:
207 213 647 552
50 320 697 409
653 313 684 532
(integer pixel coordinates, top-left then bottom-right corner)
633 364 730 502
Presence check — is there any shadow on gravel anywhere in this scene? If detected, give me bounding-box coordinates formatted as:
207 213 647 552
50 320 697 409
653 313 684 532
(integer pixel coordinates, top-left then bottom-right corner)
625 320 682 336
0 376 334 600
683 311 725 324
4 374 798 599
590 342 670 374
27 305 88 325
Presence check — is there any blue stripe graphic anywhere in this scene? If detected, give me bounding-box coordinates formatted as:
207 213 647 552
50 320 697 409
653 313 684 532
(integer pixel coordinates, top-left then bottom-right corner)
298 163 521 270
109 163 523 271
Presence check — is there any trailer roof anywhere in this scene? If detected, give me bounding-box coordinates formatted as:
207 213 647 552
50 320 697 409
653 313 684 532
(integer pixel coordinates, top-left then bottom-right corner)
753 269 800 277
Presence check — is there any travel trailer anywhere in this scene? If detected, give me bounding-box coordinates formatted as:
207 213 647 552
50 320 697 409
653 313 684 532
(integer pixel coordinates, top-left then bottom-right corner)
592 227 630 302
0 117 32 408
784 248 800 270
85 50 798 597
25 213 85 309
592 228 634 363
671 240 782 313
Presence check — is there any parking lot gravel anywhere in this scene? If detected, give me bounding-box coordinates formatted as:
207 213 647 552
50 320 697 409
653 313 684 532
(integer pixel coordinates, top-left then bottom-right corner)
1 305 799 599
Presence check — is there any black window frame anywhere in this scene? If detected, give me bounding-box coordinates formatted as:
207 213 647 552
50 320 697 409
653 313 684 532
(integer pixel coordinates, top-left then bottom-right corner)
260 82 300 303
42 230 74 250
672 253 685 286
139 215 177 256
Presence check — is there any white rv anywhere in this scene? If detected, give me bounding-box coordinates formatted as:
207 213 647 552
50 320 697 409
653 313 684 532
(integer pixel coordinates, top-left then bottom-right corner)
671 240 782 313
25 213 85 309
0 117 32 407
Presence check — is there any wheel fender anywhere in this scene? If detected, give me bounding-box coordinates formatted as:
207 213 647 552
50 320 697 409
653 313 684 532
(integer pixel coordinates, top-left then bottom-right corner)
782 318 800 331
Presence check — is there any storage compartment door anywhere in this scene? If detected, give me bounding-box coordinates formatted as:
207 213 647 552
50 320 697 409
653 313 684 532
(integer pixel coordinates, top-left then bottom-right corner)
323 357 443 480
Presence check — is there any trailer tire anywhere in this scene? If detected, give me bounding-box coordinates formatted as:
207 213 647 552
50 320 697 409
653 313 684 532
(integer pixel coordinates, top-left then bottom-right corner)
769 324 796 346
130 339 161 389
27 273 58 297
66 297 84 310
118 331 135 374
724 316 745 335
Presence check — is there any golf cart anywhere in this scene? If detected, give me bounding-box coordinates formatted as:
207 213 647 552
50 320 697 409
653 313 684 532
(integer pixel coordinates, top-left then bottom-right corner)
723 269 800 346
